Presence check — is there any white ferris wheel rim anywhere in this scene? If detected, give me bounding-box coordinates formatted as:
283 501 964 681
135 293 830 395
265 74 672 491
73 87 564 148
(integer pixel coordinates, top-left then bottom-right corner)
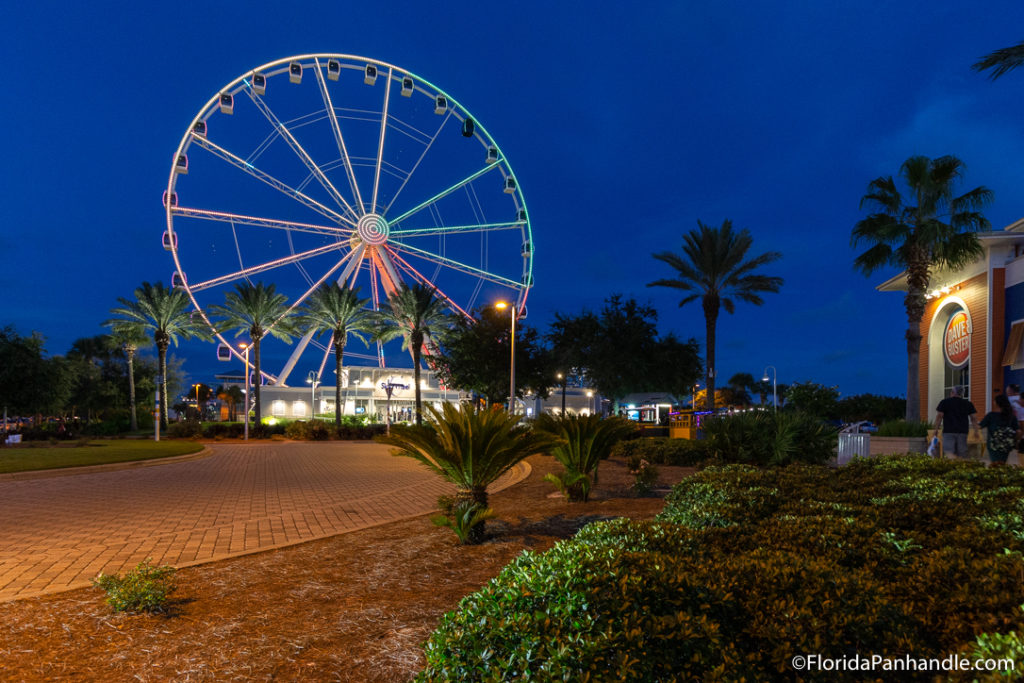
163 53 533 385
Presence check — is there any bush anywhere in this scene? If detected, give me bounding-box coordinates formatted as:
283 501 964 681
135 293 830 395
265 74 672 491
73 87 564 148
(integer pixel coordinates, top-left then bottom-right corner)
535 414 633 501
875 419 932 437
418 457 1024 680
702 410 837 466
610 437 710 466
92 559 177 613
167 421 203 439
284 420 311 440
202 422 245 439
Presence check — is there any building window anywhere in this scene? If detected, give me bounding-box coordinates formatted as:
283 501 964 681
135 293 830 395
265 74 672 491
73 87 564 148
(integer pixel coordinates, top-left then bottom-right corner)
292 401 306 418
272 400 286 417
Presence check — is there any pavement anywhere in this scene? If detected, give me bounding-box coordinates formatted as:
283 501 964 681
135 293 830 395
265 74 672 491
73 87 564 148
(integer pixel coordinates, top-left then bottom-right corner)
0 441 529 602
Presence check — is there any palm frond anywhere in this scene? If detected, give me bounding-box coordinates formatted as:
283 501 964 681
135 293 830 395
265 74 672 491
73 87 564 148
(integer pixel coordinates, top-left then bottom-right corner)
973 40 1024 80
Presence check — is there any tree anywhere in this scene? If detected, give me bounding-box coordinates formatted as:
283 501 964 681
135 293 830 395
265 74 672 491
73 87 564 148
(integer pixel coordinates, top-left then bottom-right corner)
107 282 209 428
65 335 120 423
374 283 455 425
435 305 553 407
0 326 69 419
851 156 992 420
836 393 906 424
217 384 245 421
106 325 149 431
973 41 1024 80
546 310 601 412
649 220 783 412
209 282 295 425
377 403 562 543
726 372 756 408
784 382 840 420
296 283 373 428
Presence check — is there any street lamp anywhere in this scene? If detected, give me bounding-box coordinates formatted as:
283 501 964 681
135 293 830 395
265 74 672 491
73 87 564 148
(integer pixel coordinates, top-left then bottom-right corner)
762 366 777 412
240 342 251 440
557 372 567 416
495 301 517 414
693 384 700 410
306 370 321 420
192 383 202 421
586 390 594 415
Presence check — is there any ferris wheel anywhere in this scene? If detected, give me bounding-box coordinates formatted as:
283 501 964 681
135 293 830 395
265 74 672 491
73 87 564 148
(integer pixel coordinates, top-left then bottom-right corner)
164 54 533 386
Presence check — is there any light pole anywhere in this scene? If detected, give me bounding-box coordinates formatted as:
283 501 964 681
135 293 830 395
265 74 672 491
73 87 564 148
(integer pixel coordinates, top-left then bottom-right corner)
762 366 777 412
192 383 202 421
241 342 251 440
306 370 321 420
586 390 594 415
495 301 517 414
692 384 699 410
557 372 567 416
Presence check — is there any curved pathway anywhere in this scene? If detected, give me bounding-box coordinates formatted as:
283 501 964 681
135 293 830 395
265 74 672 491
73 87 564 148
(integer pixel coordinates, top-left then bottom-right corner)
0 442 528 602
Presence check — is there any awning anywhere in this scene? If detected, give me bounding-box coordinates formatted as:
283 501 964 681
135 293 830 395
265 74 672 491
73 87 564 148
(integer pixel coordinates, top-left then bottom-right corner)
1002 321 1024 366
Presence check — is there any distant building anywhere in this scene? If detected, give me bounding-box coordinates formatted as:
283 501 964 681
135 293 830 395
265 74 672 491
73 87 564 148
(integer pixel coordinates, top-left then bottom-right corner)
876 217 1024 417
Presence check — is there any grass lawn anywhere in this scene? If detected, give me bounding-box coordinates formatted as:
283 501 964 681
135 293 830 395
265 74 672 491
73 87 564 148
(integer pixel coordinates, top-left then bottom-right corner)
0 440 204 474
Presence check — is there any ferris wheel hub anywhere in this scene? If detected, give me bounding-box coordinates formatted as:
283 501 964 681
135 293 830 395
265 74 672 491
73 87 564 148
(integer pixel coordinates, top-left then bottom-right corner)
356 213 390 245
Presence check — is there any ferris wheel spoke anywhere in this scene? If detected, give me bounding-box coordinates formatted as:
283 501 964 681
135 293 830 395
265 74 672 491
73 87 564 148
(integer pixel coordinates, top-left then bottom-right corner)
388 250 473 321
243 86 359 221
172 206 353 238
276 244 366 386
390 220 524 238
313 58 365 214
387 241 522 289
387 164 500 225
383 112 452 215
370 245 403 295
370 67 394 213
191 135 355 228
187 242 349 293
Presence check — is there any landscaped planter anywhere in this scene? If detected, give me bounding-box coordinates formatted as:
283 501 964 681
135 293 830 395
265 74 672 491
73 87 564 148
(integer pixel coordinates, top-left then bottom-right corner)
869 436 927 457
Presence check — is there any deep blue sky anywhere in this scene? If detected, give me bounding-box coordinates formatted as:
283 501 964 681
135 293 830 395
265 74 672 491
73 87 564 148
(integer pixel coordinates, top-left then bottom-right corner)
4 1 1024 398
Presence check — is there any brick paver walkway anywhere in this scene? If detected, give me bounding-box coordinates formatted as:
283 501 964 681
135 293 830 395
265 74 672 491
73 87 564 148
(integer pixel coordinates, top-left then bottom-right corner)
0 442 528 602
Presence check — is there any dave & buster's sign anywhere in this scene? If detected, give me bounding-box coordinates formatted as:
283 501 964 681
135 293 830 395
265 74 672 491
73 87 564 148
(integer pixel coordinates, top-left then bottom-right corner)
943 310 971 368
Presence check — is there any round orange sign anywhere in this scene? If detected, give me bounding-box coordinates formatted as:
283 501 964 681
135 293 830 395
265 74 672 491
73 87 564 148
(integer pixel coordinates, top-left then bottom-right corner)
944 310 971 368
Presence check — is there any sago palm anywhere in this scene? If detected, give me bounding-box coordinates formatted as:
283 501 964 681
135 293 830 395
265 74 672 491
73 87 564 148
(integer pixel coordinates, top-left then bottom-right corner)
374 282 455 425
209 282 296 424
534 413 634 502
851 155 992 420
106 282 209 428
648 220 782 412
377 403 562 543
297 283 373 429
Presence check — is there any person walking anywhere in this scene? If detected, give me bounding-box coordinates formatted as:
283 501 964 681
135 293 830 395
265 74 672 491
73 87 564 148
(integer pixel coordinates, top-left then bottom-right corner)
980 394 1020 465
933 386 979 459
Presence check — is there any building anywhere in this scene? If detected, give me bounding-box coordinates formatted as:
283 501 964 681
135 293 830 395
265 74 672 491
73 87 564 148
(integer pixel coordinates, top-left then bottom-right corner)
877 218 1024 418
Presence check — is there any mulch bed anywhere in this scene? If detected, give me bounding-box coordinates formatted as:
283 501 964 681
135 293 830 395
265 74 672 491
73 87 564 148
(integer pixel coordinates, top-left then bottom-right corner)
0 454 695 682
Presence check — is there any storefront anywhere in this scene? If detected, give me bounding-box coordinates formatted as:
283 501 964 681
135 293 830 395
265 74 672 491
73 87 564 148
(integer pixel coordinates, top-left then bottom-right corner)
877 218 1024 418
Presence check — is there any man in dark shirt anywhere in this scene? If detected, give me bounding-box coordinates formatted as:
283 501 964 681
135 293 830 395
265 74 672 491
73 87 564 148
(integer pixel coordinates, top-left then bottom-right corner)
934 385 979 458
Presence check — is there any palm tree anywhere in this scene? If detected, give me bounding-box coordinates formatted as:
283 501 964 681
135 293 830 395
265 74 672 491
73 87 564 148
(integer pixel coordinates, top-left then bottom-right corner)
851 155 992 421
105 325 149 431
374 282 455 425
973 41 1024 80
534 413 634 502
106 282 209 428
209 282 296 424
296 283 373 429
726 372 756 408
648 220 783 412
377 403 562 543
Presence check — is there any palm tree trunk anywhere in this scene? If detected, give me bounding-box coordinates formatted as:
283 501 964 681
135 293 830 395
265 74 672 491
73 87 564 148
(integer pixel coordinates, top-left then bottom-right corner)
703 298 719 413
412 336 423 426
127 347 138 432
334 337 345 430
158 343 169 429
904 255 928 422
253 338 262 424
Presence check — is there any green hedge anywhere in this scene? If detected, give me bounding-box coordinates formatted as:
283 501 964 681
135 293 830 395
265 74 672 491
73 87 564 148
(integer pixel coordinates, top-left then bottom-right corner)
875 419 932 437
418 456 1024 681
610 436 710 466
702 410 837 465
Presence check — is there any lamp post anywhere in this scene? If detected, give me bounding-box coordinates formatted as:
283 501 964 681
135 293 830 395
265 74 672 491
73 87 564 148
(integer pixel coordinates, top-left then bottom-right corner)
240 342 251 440
762 366 777 412
692 384 699 410
306 370 321 420
557 372 567 416
192 383 202 421
586 390 594 415
495 301 517 414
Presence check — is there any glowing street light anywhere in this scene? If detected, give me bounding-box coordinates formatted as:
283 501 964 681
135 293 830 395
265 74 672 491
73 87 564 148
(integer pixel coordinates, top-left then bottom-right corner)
495 301 517 414
306 370 321 420
240 342 251 440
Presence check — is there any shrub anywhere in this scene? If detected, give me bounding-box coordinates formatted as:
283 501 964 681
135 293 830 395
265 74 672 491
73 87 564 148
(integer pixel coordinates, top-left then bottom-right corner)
418 457 1024 680
702 410 837 466
535 414 633 501
284 420 311 440
167 421 202 439
626 454 658 495
432 496 496 545
202 422 245 439
92 559 177 613
610 437 710 466
875 419 932 437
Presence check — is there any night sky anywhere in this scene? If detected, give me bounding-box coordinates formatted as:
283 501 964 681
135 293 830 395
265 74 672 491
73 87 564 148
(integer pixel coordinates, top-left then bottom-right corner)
4 2 1024 398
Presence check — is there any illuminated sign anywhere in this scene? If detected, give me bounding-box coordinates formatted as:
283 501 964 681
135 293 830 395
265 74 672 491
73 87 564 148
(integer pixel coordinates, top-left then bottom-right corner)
943 310 971 368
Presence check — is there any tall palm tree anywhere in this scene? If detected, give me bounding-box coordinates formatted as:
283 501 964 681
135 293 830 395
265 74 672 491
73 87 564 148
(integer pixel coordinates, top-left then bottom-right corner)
105 325 149 431
648 220 783 412
106 282 209 428
851 155 993 421
209 282 296 424
727 372 756 408
374 282 455 425
973 40 1024 80
296 283 373 428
